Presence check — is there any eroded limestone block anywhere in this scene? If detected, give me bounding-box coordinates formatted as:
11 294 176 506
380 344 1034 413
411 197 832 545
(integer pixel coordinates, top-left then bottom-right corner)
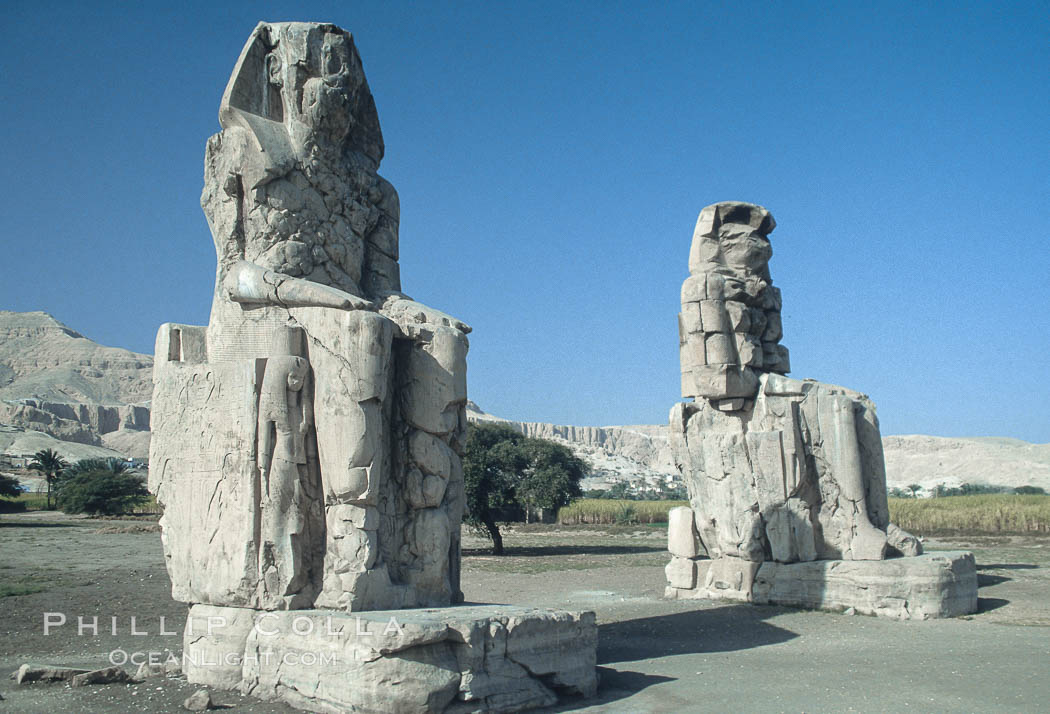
182 604 597 713
666 556 697 589
400 326 469 436
14 665 89 684
751 552 977 619
887 523 924 557
70 667 134 687
183 604 256 689
701 557 761 602
667 505 700 558
150 358 265 607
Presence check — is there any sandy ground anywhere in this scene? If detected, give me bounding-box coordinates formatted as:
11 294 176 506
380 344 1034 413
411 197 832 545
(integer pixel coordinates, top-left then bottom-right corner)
1 515 1048 713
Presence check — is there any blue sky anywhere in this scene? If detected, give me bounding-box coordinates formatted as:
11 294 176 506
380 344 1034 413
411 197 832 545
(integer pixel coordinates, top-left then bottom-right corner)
2 1 1047 441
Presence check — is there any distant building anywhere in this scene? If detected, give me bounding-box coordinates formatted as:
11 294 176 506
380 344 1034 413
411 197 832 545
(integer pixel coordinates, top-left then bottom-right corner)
0 455 30 469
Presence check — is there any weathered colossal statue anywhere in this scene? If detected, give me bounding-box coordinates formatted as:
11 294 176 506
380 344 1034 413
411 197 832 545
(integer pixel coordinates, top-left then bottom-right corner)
666 202 977 619
148 23 596 712
150 21 470 613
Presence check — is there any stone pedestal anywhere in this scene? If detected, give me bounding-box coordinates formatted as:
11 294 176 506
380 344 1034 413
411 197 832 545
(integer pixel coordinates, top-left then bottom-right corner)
666 552 977 620
182 604 597 713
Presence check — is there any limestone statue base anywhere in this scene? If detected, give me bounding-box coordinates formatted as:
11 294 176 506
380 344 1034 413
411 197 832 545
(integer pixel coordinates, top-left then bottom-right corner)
666 551 977 620
182 604 598 713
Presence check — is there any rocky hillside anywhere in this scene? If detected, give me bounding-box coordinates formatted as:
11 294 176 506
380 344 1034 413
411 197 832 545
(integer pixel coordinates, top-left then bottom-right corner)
882 435 1050 494
466 402 1050 494
466 402 678 492
0 311 152 459
2 311 1046 494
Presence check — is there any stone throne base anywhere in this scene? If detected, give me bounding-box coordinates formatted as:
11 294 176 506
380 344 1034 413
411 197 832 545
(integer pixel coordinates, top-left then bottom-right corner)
183 604 598 713
666 552 978 620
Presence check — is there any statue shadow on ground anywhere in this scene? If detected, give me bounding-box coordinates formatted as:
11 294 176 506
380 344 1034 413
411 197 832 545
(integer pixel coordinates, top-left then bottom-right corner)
462 544 664 557
597 604 798 664
546 604 797 710
0 520 80 529
977 597 1009 612
976 563 1038 570
977 573 1010 587
975 563 1030 610
544 669 677 712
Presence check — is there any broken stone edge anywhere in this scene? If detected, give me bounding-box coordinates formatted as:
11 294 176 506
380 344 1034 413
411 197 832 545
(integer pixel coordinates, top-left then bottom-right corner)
666 551 978 620
183 604 597 713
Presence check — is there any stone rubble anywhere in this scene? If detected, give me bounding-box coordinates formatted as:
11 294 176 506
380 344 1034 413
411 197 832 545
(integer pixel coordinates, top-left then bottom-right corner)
70 666 135 687
183 688 214 711
13 664 89 684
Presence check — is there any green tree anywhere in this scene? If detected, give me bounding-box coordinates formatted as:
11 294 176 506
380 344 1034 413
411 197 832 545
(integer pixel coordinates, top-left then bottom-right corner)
907 483 922 499
28 448 68 510
56 470 149 516
516 438 585 522
0 474 22 499
1014 485 1047 495
463 423 587 555
463 424 524 555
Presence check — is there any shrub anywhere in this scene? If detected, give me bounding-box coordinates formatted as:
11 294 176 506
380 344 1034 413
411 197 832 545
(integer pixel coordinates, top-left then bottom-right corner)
0 474 22 499
56 470 149 516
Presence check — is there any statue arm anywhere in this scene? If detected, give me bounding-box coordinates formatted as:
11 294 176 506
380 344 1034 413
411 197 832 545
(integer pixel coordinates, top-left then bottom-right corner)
224 260 373 311
377 291 471 335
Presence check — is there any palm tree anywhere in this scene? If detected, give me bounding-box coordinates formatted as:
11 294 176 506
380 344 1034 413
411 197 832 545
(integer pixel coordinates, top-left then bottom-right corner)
28 448 68 510
69 457 128 475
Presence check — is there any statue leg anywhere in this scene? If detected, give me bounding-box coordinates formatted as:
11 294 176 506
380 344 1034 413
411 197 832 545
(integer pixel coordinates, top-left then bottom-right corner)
819 394 887 560
291 309 398 610
259 457 311 603
396 326 468 606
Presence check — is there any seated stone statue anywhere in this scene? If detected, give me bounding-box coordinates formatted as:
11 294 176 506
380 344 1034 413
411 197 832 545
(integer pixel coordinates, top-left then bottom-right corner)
668 201 920 600
150 22 468 612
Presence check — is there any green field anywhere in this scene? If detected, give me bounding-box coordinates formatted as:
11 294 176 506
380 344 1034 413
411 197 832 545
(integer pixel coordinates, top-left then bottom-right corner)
558 499 687 525
889 494 1050 535
0 493 48 511
557 494 1050 535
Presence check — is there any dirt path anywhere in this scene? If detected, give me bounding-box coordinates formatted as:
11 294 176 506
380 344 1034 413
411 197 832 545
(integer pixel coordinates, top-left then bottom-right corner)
1 516 1047 712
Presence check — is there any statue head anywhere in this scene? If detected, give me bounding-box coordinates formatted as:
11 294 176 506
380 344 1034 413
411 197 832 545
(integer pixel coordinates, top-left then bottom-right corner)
202 22 402 306
679 201 789 399
219 22 384 167
688 202 775 279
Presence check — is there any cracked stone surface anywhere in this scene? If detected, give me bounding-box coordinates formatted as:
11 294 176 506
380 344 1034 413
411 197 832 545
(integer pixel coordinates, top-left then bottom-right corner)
183 604 597 713
665 202 975 618
149 22 596 712
149 21 471 614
